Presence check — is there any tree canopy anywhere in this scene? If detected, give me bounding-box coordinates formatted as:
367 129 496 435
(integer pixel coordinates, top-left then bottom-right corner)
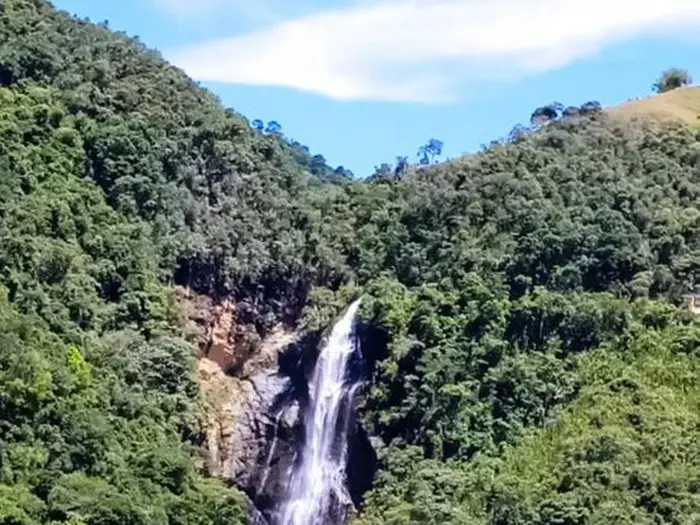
652 68 693 93
2 1 700 524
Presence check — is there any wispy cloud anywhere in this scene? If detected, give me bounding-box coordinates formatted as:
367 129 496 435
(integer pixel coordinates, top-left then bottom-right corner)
166 0 700 103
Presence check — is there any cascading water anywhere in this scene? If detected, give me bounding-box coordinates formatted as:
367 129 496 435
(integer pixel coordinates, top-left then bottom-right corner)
277 298 363 525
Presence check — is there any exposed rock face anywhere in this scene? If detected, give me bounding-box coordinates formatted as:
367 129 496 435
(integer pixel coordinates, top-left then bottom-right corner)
196 335 299 465
180 287 378 522
180 286 302 518
234 374 300 514
197 355 301 517
206 299 237 372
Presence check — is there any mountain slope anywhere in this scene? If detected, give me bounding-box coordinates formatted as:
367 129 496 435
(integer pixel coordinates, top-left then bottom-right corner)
341 114 700 524
2 2 700 525
0 0 323 522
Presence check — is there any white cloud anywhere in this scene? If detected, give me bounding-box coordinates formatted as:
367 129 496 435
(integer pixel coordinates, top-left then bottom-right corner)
166 0 700 103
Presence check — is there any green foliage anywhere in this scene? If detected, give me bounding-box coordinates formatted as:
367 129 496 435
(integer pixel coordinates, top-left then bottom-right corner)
0 295 245 523
345 112 700 517
0 1 264 521
356 311 700 524
3 1 700 523
0 484 44 525
653 68 693 94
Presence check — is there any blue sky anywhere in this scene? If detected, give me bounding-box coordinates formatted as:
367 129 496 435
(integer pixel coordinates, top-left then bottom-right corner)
53 0 700 177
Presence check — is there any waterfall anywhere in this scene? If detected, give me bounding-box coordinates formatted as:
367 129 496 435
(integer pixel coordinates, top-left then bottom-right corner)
278 298 363 525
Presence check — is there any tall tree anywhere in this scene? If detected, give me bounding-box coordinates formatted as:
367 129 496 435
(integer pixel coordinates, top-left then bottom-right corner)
530 102 564 125
394 155 409 178
265 120 283 134
653 68 692 93
417 138 444 165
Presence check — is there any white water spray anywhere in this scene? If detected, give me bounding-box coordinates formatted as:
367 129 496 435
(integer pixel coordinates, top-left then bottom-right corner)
278 299 363 525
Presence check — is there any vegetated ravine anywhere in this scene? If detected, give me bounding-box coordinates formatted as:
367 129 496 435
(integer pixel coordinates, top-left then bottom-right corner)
3 1 700 525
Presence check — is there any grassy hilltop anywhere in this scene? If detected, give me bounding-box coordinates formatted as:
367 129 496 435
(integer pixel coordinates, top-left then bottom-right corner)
611 85 700 126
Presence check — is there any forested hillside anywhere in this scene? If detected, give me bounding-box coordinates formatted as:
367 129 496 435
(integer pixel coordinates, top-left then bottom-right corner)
346 115 700 524
0 0 327 521
2 1 700 524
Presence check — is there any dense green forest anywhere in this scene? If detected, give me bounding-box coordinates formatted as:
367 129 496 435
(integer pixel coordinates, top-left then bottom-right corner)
1 1 700 524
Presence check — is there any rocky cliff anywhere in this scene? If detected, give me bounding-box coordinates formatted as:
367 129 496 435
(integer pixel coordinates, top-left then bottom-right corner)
175 287 297 517
177 287 377 523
